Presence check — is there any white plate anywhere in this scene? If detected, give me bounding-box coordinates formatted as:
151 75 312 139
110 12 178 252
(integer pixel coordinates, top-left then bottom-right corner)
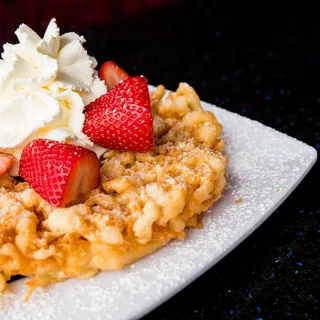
1 98 317 320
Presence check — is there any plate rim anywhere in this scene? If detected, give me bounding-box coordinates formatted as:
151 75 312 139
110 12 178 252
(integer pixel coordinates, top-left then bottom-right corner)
2 97 318 320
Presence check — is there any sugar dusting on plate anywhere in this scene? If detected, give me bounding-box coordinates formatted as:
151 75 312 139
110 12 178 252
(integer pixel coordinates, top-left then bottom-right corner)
0 100 316 320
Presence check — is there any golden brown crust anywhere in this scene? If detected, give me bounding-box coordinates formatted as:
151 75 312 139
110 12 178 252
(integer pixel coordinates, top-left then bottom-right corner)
0 83 227 295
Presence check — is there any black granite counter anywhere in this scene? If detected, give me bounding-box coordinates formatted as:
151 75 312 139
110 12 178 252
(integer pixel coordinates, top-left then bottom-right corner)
83 1 319 319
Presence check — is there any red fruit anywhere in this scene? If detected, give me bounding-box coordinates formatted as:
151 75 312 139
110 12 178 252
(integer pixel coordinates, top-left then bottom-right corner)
19 139 100 207
84 76 154 152
0 153 14 176
99 60 129 90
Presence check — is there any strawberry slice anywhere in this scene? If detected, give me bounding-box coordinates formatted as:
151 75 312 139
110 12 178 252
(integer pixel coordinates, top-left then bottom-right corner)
0 153 14 176
83 76 154 152
19 139 100 207
99 60 129 90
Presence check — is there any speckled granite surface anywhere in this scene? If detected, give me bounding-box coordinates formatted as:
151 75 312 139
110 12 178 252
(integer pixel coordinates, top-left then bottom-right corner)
2 0 319 318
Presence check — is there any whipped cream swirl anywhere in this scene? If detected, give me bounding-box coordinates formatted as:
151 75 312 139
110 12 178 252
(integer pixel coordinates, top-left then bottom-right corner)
0 19 107 175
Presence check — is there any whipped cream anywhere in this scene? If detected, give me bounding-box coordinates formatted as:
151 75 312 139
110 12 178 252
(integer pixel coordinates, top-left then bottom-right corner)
0 19 107 175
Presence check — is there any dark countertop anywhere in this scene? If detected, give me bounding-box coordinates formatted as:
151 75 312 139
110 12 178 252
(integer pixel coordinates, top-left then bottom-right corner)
85 1 319 319
3 0 319 318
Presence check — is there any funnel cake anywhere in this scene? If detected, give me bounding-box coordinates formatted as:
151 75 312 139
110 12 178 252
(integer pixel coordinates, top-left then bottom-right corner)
0 83 227 298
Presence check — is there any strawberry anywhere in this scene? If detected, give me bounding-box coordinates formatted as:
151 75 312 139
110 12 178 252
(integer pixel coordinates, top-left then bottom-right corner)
83 76 154 152
19 139 100 207
0 153 14 176
99 60 129 90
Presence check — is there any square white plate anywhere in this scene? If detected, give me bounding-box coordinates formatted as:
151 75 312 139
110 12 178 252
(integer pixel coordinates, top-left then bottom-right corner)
1 98 317 320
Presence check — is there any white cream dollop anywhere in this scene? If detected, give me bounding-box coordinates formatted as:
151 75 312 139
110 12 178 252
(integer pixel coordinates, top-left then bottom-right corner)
0 19 107 175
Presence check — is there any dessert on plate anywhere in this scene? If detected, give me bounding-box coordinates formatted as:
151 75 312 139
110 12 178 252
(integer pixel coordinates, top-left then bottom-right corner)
0 19 227 299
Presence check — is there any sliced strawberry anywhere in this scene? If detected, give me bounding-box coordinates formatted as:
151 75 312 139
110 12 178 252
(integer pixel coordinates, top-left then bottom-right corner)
83 76 154 152
99 60 129 90
0 153 14 176
19 139 100 207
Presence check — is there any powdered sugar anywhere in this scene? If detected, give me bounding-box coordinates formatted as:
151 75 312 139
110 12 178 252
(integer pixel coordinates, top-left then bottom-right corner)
0 99 316 320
